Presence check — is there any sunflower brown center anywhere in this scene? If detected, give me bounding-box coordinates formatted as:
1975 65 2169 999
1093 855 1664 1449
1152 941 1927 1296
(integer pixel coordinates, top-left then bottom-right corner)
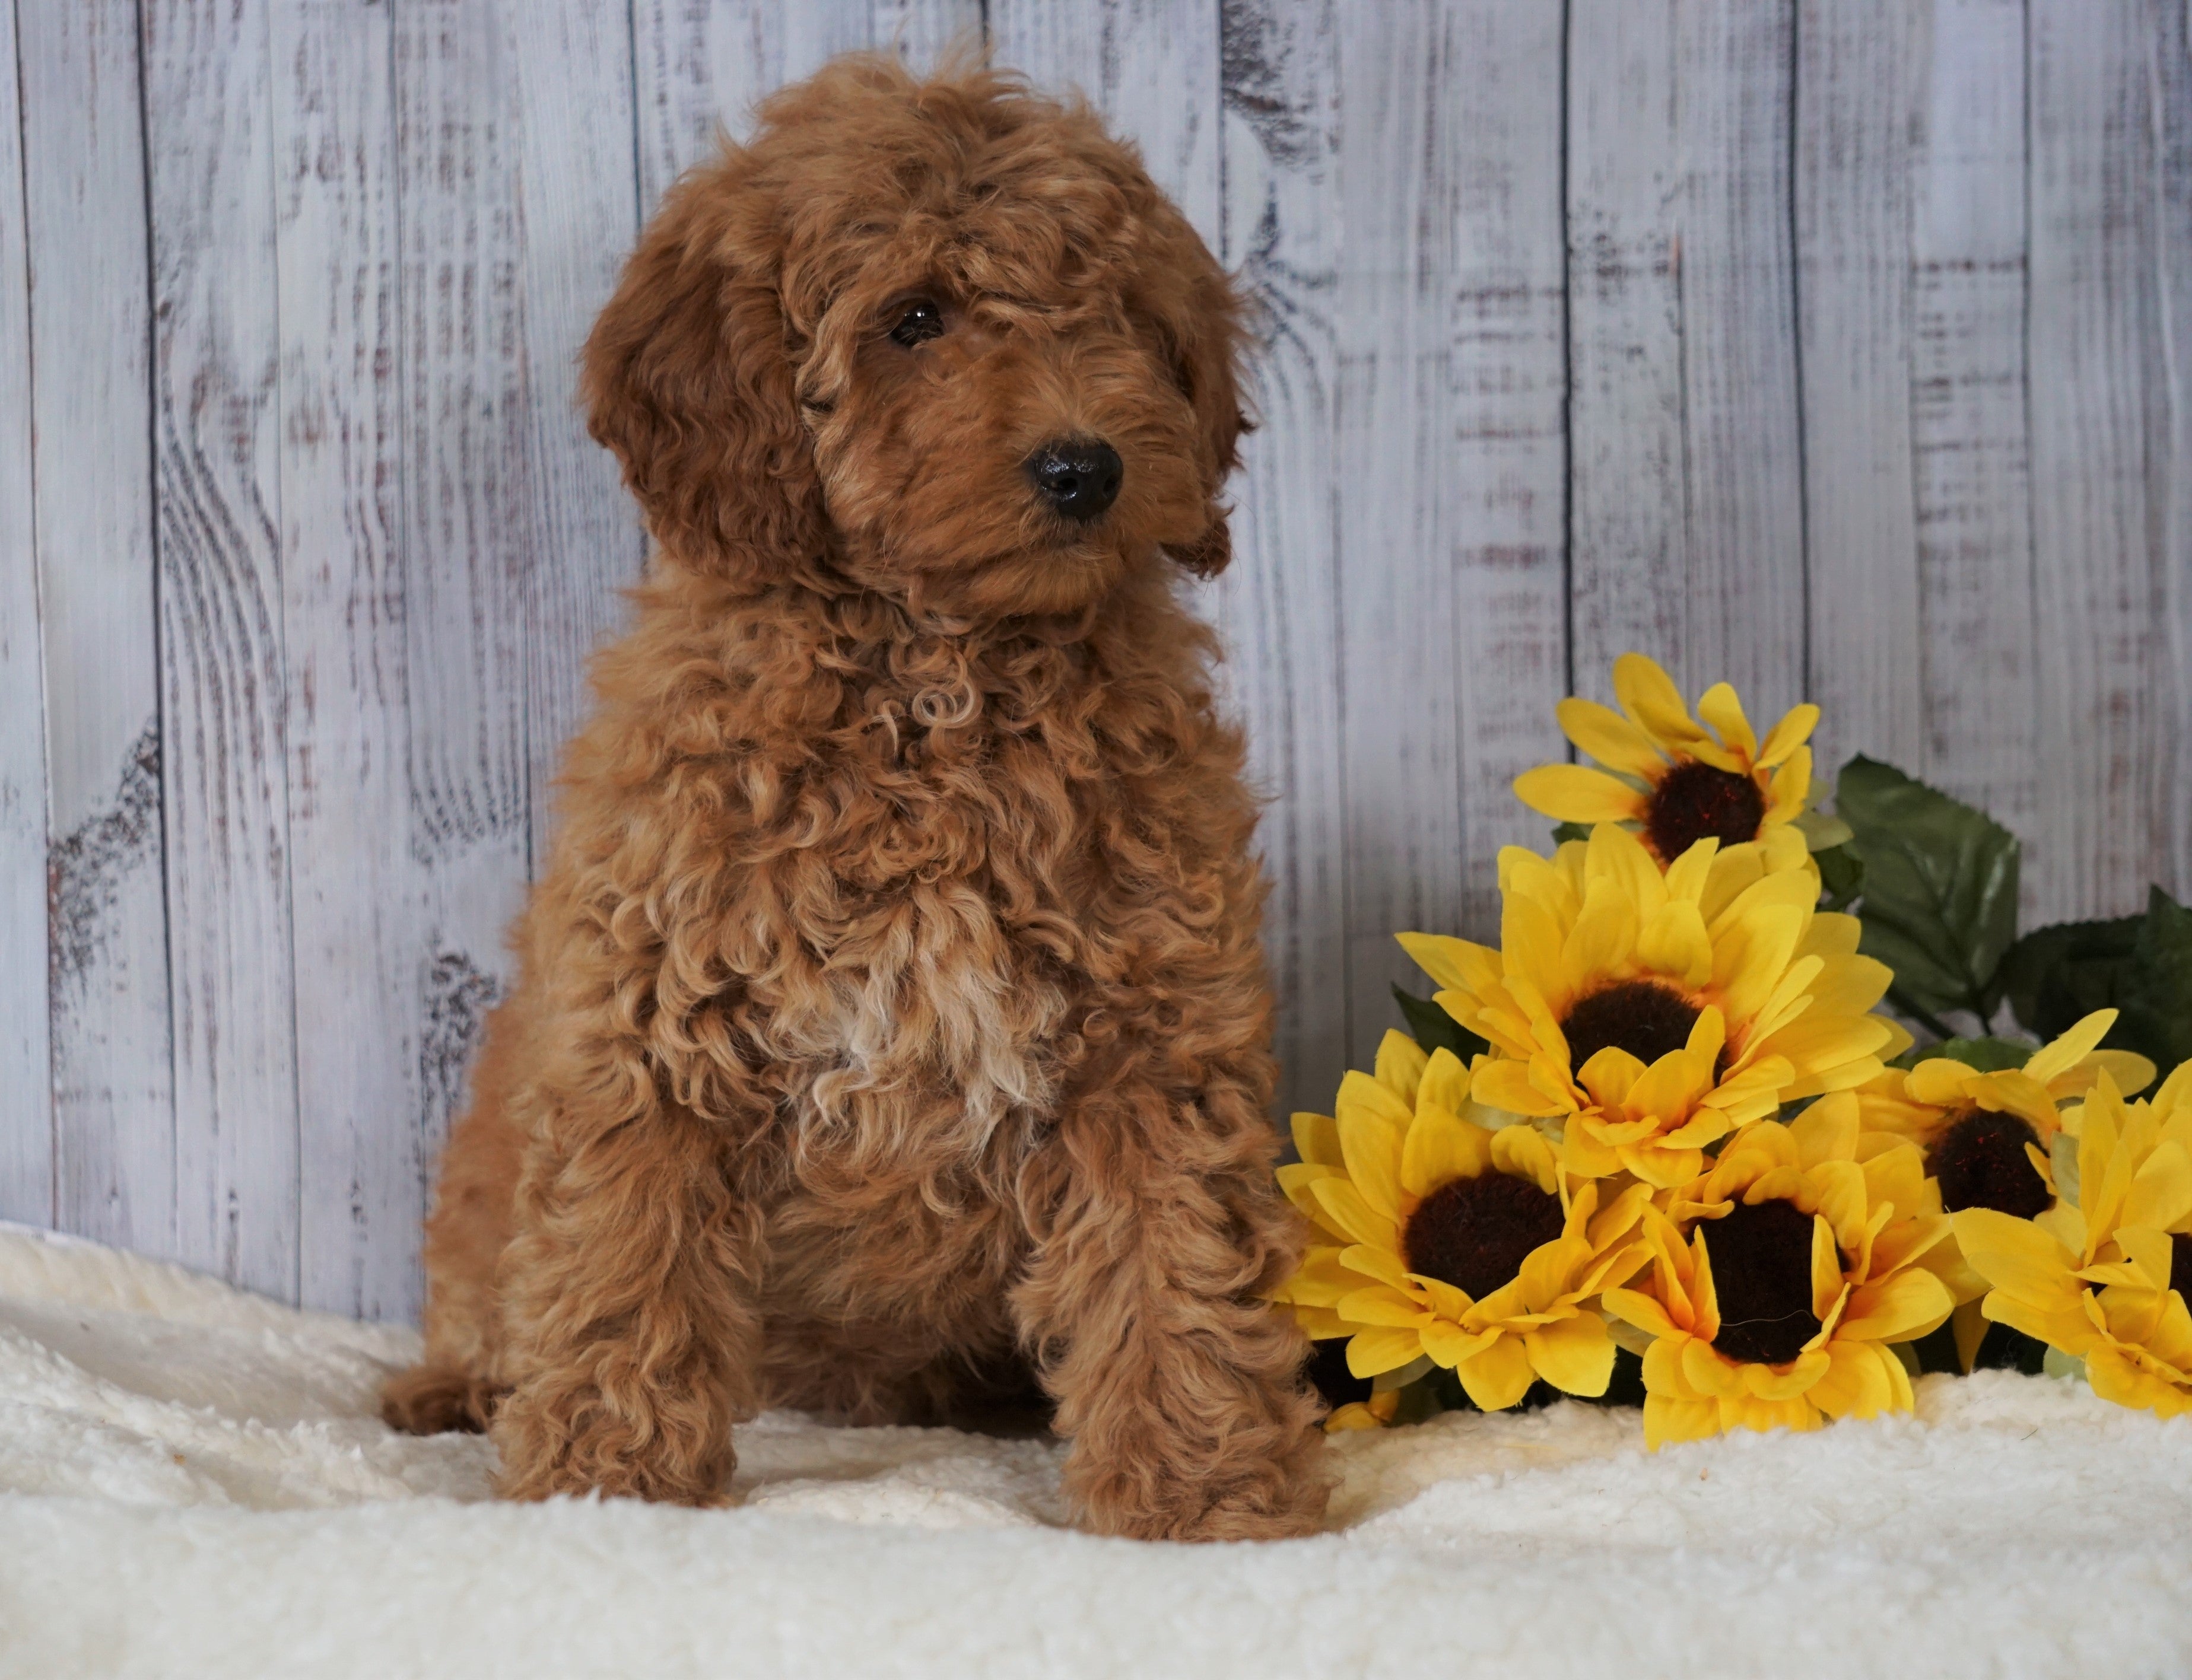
2171 1234 2192 1302
1705 1198 1823 1367
1927 1112 2051 1220
1562 981 1703 1071
1645 758 1767 861
1404 1172 1566 1303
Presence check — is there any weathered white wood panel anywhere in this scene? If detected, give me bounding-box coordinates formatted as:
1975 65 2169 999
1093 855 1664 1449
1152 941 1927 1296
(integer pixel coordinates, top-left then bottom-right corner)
144 0 300 1299
510 0 647 876
8 2 2192 1313
1797 0 1926 777
1332 4 1469 1054
1676 0 1807 709
1568 0 1809 725
1441 2 1569 938
1216 0 1349 1115
20 0 176 1259
989 0 1222 243
635 0 981 201
393 0 537 1236
2158 0 2192 901
1908 0 2042 886
275 0 428 1319
0 0 52 1225
1567 0 1688 691
2028 0 2175 922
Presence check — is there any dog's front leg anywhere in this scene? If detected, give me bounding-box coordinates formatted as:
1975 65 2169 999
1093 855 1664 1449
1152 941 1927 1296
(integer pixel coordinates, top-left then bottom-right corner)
1015 1070 1330 1541
491 1087 761 1506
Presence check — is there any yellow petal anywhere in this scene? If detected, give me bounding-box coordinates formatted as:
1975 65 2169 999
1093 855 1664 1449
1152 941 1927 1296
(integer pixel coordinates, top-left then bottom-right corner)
1601 1286 1680 1341
1321 1401 1384 1432
1644 1395 1725 1450
1472 1058 1572 1118
1586 822 1670 912
2086 1051 2159 1101
1577 1045 1647 1108
1526 1314 1617 1397
1764 750 1810 823
1310 1178 1400 1253
1289 1112 1342 1169
1419 1318 1492 1368
2122 1141 2192 1236
1695 682 1759 762
1713 905 1806 1026
1638 901 1714 989
1563 883 1641 983
2021 1009 2117 1088
1345 1326 1428 1379
1808 1338 1897 1420
1270 1248 1359 1309
1756 703 1822 768
1491 1126 1562 1196
1397 932 1502 998
1454 1333 1536 1411
1373 1030 1429 1108
1556 696 1669 779
1399 1105 1492 1199
1418 1047 1470 1118
1335 1071 1409 1221
1837 1268 1954 1344
1612 653 1708 746
1514 764 1648 825
1811 1211 1844 1322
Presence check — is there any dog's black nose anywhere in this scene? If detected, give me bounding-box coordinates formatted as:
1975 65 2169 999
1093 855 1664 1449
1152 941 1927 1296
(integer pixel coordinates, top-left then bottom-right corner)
1024 438 1123 523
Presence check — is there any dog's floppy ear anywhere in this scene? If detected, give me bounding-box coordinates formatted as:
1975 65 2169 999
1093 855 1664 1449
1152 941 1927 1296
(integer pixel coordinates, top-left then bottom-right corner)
582 157 824 587
1152 249 1251 580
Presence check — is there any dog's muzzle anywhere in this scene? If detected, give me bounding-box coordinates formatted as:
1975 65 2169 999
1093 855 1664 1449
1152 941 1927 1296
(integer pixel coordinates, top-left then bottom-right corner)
1024 438 1123 523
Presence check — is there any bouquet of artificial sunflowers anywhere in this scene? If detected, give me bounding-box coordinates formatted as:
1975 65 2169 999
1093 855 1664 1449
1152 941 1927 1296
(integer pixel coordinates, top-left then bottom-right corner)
1271 654 2192 1447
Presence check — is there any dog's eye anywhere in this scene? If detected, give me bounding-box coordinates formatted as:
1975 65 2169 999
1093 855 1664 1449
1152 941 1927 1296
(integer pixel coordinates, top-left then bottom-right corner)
889 299 945 348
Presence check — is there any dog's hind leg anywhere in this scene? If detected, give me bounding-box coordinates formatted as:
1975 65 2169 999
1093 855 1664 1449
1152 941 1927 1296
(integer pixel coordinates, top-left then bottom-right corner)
381 999 528 1436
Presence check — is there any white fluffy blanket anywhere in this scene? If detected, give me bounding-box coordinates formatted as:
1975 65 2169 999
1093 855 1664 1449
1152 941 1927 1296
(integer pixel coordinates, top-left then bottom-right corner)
2 1223 2190 1679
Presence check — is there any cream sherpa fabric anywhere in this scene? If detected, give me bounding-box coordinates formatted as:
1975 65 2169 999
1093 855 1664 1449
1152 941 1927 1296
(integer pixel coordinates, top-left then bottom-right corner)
1 1220 2190 1679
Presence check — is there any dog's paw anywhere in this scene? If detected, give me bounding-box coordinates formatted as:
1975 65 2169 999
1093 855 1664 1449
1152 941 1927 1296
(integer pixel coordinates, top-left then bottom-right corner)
491 1376 736 1507
1069 1444 1333 1543
380 1363 506 1436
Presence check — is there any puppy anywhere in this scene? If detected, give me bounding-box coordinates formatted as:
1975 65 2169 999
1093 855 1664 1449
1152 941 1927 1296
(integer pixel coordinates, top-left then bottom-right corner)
382 53 1327 1542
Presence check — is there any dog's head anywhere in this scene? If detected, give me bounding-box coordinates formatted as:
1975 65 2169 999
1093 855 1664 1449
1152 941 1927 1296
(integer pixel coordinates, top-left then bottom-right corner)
582 56 1247 618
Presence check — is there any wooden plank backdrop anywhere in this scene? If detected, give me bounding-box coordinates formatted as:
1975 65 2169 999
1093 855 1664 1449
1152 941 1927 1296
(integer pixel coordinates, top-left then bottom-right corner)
2 0 2188 1320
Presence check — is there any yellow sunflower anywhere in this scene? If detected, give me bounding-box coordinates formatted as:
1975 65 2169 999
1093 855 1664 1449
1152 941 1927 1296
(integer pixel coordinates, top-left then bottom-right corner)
1955 1065 2192 1418
1400 823 1908 1188
1270 1029 1652 1411
1515 653 1825 866
1856 1010 2158 1367
1600 1099 1956 1448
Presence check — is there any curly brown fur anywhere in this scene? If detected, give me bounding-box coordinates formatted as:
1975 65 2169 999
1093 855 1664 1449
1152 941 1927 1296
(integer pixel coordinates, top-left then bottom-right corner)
383 53 1329 1541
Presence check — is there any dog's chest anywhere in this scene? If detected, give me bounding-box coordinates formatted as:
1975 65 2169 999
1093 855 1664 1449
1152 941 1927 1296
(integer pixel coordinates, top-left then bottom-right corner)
751 682 1100 1150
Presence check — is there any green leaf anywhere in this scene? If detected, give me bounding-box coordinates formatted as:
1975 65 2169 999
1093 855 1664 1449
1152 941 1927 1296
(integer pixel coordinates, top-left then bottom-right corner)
1835 756 2021 1022
1892 1035 2035 1075
2118 887 2192 1073
1997 915 2143 1039
2042 1347 2089 1384
1392 984 1490 1062
1814 841 1864 912
1998 888 2192 1073
1794 809 1855 851
1550 821 1593 848
1370 1353 1435 1393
